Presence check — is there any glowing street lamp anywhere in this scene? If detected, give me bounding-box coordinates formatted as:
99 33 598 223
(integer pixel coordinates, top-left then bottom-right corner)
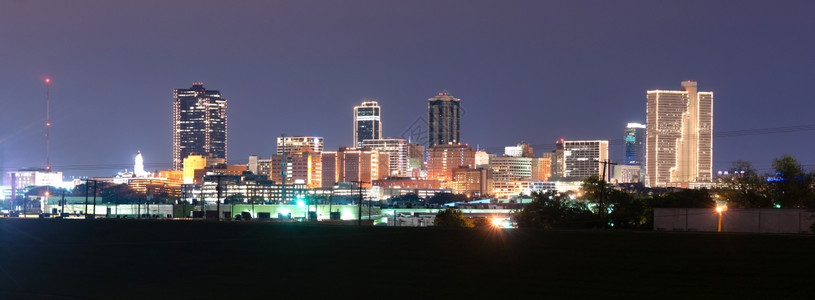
715 205 727 232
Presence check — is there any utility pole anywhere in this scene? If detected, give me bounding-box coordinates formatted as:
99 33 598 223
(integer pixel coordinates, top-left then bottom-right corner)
84 179 90 218
92 180 97 219
351 181 368 226
60 189 66 217
280 134 287 204
216 174 223 221
598 159 617 227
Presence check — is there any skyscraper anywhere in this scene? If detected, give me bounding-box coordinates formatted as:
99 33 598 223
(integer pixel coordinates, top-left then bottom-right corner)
562 140 609 180
427 92 461 147
353 101 382 148
172 83 227 170
646 81 713 187
624 123 646 166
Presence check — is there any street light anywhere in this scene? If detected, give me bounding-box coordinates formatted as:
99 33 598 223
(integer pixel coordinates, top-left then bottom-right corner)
716 205 727 232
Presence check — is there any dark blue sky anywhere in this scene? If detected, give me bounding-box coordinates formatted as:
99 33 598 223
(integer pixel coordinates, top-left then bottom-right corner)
1 0 814 179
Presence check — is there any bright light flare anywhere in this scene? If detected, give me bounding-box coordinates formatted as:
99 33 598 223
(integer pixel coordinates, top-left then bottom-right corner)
491 217 503 227
45 78 51 83
715 206 727 213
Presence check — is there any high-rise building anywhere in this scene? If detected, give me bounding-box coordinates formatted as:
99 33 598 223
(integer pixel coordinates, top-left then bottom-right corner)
549 139 565 179
320 147 389 188
277 136 324 155
353 101 382 148
427 144 475 182
172 82 227 170
490 156 533 182
562 140 609 180
624 123 646 166
362 138 408 177
271 152 322 188
427 92 461 147
646 81 713 187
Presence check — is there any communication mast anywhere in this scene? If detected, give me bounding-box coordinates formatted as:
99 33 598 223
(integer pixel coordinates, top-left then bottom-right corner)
45 78 51 171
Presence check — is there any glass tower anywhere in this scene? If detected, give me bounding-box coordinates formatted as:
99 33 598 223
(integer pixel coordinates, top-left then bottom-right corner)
172 82 227 170
427 92 460 148
353 101 382 148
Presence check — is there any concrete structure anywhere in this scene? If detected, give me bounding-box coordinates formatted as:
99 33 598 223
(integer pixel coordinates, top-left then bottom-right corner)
407 143 426 178
6 168 63 190
427 92 461 147
363 138 408 176
451 167 492 197
277 136 324 156
172 82 227 170
531 156 551 182
562 140 609 180
248 155 271 176
646 81 713 187
549 139 565 179
271 152 322 188
353 101 382 148
475 150 490 168
427 144 475 182
654 208 814 233
182 154 246 185
492 180 530 199
490 156 533 182
613 165 642 184
321 148 389 188
504 142 534 158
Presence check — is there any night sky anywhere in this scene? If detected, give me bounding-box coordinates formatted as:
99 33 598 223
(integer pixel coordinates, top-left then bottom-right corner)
1 0 814 180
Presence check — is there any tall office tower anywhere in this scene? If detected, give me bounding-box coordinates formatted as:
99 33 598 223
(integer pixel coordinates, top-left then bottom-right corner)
427 92 461 147
427 144 475 182
353 101 382 148
646 81 713 187
549 139 565 179
276 136 324 155
562 140 609 180
362 138 408 177
624 123 646 166
172 82 227 170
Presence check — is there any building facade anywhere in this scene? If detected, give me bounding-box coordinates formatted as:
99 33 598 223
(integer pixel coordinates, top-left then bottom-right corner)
646 81 713 187
427 92 461 147
353 101 382 148
362 138 408 177
271 152 322 188
172 82 227 170
562 140 609 180
427 144 475 182
277 136 324 156
490 156 533 182
320 148 389 188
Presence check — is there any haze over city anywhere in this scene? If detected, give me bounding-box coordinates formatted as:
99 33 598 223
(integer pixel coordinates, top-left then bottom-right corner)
2 0 814 179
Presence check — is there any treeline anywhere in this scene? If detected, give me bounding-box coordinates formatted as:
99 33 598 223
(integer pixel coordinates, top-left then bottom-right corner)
516 155 815 229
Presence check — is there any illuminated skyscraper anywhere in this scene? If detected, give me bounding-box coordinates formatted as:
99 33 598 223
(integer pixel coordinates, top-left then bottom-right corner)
353 101 382 148
646 81 713 187
172 83 227 170
427 92 461 147
624 123 646 166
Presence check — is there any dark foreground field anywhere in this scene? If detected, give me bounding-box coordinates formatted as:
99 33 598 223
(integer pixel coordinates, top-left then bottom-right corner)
1 220 814 299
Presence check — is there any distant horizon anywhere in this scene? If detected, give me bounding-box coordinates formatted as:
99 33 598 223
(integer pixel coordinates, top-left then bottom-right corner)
2 0 814 179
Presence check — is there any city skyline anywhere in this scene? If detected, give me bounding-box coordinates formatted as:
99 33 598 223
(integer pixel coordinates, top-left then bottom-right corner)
1 1 814 179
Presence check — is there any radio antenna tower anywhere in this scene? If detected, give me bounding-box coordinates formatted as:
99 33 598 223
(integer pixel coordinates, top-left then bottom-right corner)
45 77 51 171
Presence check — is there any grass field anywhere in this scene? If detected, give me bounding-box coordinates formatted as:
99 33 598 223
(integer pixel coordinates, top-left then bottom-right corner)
1 219 814 299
